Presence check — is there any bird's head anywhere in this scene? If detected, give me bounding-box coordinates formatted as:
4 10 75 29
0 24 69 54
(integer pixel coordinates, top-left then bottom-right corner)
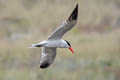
65 40 74 54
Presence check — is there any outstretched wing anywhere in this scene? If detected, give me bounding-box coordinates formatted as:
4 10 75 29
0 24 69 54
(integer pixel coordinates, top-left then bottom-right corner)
40 47 57 69
48 4 78 40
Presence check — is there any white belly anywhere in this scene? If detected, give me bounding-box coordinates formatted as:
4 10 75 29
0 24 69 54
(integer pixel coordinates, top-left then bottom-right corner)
44 40 69 48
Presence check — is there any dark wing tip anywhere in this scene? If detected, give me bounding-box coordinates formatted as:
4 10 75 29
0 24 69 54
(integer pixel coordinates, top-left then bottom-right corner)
40 62 50 69
68 3 78 21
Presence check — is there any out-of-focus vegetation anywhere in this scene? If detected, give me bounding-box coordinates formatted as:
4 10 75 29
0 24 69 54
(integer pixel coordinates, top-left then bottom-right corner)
0 0 120 80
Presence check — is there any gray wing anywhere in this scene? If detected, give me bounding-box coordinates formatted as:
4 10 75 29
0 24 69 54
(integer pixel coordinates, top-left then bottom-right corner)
48 4 78 40
40 47 57 68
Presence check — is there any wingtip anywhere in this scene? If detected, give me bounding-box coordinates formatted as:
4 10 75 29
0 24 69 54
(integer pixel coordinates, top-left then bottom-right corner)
40 62 50 69
68 3 78 21
75 3 78 10
76 3 78 8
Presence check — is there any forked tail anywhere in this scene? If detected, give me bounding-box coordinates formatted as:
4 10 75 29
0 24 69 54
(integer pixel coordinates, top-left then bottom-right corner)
29 44 42 48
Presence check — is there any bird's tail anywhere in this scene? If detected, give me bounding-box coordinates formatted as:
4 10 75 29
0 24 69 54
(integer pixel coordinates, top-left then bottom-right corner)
29 44 42 48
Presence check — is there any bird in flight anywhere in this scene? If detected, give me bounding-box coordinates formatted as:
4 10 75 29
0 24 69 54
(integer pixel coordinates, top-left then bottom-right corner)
31 4 78 69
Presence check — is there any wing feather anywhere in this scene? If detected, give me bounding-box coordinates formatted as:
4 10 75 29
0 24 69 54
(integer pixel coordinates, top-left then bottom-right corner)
48 4 78 40
40 47 57 68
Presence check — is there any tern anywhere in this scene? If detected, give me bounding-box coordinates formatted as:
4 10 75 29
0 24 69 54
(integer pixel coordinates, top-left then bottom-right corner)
31 4 78 69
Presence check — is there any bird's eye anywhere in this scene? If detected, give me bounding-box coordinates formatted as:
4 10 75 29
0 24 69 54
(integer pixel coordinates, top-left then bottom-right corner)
65 40 71 47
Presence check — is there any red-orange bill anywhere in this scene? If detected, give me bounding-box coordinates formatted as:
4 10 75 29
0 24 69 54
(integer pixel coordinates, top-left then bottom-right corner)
69 47 74 54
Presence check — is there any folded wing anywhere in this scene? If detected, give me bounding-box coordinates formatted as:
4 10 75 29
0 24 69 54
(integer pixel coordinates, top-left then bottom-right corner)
48 4 78 40
40 47 57 68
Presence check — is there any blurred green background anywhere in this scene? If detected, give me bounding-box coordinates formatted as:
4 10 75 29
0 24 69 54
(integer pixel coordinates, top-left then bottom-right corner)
0 0 120 80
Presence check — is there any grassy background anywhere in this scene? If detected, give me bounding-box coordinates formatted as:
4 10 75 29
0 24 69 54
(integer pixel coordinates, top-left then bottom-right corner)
0 0 120 80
